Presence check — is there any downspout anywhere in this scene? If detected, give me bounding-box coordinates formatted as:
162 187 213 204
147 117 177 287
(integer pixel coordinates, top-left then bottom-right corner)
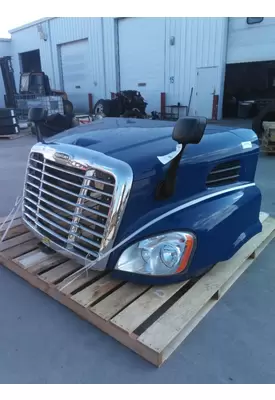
217 17 229 120
114 18 121 92
47 19 56 89
101 18 107 98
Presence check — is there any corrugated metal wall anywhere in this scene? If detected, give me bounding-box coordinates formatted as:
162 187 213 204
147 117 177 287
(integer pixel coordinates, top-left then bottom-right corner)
10 24 42 89
50 18 103 100
10 17 117 110
9 17 227 117
0 39 12 107
0 39 11 56
114 17 227 118
164 17 228 117
227 18 275 64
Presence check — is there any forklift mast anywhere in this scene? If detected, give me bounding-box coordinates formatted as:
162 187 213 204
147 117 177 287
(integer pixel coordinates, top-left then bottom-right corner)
0 56 17 108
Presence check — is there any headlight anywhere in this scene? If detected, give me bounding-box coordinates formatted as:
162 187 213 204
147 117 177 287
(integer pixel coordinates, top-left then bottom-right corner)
115 232 195 276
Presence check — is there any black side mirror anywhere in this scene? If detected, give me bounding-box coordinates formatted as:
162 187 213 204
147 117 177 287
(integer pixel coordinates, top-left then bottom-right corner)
155 116 207 201
172 116 207 145
28 107 47 143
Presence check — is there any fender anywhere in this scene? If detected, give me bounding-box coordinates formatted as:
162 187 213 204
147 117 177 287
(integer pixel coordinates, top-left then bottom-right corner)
110 184 262 284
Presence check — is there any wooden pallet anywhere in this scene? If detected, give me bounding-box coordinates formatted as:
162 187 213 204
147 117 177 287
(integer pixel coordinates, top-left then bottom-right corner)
0 130 31 140
0 212 274 367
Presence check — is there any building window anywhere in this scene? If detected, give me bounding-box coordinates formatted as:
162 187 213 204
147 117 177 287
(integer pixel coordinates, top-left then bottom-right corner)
247 17 264 25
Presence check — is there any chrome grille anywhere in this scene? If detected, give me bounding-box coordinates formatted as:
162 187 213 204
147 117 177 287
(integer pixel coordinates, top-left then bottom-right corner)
23 151 116 262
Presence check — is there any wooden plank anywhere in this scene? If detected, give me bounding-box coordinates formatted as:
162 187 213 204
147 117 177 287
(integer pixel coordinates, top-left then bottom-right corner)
40 260 80 284
0 213 22 225
1 238 39 259
14 249 66 274
28 253 66 274
0 231 34 252
0 224 28 240
138 216 275 355
0 218 23 233
72 275 123 307
0 211 274 368
254 229 275 258
91 282 149 321
161 295 221 365
0 132 30 140
14 249 50 268
0 214 22 224
111 281 188 334
56 269 103 295
218 229 275 299
161 227 275 366
259 211 269 224
0 252 159 366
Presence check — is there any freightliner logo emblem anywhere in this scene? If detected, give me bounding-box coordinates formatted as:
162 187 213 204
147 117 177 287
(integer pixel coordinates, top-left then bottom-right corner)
53 151 89 171
54 152 71 162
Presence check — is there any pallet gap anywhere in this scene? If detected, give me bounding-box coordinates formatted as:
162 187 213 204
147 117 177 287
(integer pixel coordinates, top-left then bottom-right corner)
52 267 83 285
3 239 38 258
1 230 26 241
134 279 198 336
97 285 153 321
70 271 109 296
0 219 23 235
37 259 70 276
89 281 127 308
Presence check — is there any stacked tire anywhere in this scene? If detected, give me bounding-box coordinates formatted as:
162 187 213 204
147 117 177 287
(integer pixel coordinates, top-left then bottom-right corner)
0 108 20 136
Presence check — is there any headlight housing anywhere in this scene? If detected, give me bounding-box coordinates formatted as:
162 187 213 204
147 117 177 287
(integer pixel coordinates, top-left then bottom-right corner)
115 232 195 276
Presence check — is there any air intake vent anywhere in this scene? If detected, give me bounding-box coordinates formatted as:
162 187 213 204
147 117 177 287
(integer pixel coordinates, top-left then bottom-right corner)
206 160 241 187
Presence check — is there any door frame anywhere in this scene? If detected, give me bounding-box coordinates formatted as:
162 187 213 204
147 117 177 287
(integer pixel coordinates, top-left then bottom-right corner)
195 66 219 119
114 17 127 92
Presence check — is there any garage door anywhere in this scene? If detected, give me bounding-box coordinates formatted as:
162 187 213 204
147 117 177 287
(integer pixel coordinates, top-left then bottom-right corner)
60 39 89 112
118 18 165 113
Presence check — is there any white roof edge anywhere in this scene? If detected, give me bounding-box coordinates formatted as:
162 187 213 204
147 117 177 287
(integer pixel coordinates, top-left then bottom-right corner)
0 38 11 42
9 17 56 34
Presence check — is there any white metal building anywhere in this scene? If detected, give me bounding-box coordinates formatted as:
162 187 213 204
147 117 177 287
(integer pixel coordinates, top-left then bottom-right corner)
227 17 275 64
0 17 274 119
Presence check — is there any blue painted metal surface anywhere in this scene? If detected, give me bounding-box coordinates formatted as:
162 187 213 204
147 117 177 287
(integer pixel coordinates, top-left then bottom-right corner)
49 118 262 284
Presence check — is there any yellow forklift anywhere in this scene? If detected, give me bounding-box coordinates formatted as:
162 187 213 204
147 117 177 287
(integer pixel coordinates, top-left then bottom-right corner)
0 56 73 115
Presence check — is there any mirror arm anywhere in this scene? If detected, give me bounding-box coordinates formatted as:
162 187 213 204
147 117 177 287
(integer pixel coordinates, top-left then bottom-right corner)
155 145 185 200
32 122 45 143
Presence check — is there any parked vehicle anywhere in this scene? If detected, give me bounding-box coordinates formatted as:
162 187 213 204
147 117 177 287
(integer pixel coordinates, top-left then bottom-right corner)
22 111 262 285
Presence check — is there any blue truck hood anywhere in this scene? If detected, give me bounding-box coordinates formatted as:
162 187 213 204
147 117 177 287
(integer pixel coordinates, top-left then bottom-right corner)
34 118 261 285
46 118 259 180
